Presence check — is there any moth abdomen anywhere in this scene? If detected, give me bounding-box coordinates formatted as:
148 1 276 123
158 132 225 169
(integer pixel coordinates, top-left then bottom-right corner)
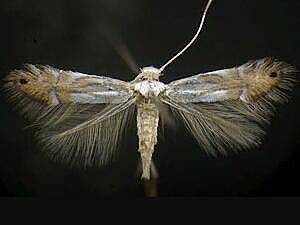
136 100 160 179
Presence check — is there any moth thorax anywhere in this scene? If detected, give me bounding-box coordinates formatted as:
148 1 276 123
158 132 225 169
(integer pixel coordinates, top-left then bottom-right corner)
139 67 161 80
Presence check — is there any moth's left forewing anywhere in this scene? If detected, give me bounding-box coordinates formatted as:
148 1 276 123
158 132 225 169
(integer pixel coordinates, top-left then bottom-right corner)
162 58 297 155
165 67 246 103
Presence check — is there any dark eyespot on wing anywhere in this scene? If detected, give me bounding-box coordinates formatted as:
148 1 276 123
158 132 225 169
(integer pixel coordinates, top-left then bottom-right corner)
269 72 278 78
19 79 28 84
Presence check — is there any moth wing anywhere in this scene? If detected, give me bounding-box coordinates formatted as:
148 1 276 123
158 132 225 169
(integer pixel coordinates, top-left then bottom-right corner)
36 97 136 167
3 64 137 167
162 58 296 155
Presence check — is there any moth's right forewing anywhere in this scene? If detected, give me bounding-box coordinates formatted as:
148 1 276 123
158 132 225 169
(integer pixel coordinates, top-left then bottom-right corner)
55 71 133 104
3 64 137 167
3 64 134 118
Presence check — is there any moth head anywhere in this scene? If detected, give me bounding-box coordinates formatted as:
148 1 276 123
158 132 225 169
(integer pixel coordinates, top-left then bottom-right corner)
137 66 162 81
239 58 297 103
3 64 56 105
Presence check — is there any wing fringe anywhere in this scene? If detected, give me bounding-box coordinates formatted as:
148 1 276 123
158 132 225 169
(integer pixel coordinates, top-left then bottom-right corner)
3 84 136 167
162 58 297 155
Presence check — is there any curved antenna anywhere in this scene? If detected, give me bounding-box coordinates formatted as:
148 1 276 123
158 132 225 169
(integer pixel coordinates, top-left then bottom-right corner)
158 0 213 73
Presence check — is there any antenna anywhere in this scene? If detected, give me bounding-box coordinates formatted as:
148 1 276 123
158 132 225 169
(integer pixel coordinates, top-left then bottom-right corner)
158 0 213 73
101 24 140 74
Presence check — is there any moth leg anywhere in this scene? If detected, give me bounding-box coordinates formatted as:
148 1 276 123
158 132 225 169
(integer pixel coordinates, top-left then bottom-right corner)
150 161 159 179
136 159 159 197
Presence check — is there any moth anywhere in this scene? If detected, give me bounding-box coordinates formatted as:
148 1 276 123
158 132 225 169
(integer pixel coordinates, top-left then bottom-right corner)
2 0 297 180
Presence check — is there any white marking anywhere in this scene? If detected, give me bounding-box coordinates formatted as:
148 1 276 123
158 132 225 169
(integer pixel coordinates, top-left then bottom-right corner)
71 91 131 104
199 90 228 102
240 88 249 103
49 68 60 79
141 67 161 74
205 69 230 78
134 80 166 98
92 91 120 96
69 72 93 80
49 90 59 105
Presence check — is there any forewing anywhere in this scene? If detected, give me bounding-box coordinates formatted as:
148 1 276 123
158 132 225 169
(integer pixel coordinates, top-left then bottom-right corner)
163 58 296 155
3 64 136 167
165 68 244 103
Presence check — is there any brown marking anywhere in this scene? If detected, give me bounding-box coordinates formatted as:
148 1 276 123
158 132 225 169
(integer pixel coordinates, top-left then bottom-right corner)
238 58 296 102
4 65 57 105
55 71 74 103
